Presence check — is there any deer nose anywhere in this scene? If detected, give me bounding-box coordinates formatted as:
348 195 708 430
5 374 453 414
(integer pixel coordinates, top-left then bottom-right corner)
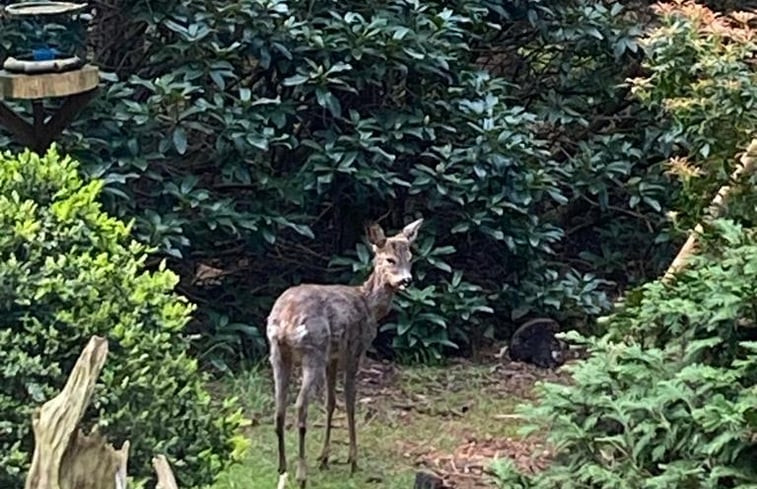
400 277 412 287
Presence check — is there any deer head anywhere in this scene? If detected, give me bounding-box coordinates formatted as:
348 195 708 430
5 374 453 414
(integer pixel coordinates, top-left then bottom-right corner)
366 218 424 291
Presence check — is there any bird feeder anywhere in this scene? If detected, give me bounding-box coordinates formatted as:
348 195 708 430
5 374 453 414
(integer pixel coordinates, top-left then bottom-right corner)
0 2 99 153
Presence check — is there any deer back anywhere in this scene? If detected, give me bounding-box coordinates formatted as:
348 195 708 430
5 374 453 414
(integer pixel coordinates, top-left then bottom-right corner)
267 284 377 361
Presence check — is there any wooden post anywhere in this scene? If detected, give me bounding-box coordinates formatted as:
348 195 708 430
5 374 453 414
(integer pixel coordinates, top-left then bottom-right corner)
662 139 757 283
0 65 99 153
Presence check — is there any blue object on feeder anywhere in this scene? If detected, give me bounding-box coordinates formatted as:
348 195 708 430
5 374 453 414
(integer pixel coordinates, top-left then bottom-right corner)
32 46 60 61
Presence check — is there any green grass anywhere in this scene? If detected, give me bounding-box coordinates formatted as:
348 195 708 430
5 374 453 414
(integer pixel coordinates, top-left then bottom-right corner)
210 361 525 489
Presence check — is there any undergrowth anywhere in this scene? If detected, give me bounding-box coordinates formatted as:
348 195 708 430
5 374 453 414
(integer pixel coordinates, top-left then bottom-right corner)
210 362 527 489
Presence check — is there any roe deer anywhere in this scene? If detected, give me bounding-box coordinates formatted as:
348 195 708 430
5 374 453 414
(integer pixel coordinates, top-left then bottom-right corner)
267 218 424 488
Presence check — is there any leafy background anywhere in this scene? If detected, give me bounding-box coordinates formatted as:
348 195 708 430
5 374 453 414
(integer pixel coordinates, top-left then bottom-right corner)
0 0 677 367
3 1 757 488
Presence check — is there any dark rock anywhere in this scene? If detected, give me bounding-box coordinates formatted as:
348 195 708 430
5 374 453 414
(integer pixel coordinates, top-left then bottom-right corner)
413 470 447 489
508 318 566 369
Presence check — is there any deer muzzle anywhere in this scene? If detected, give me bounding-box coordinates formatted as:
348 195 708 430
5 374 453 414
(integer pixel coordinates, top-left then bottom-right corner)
398 277 412 290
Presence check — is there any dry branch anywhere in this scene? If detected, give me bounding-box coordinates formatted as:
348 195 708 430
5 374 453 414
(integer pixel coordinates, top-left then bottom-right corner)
152 455 179 489
662 139 757 283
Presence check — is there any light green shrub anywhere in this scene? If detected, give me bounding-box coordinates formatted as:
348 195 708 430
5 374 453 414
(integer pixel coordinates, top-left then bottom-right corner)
0 148 246 489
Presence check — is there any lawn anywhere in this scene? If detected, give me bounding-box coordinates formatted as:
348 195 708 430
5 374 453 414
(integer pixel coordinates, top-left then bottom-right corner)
209 356 566 489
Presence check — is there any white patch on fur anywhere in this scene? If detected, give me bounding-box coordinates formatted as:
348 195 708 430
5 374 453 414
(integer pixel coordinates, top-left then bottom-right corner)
294 322 309 341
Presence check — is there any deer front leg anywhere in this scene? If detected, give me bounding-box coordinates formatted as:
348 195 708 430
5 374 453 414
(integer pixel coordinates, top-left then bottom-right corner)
344 358 359 475
318 358 338 470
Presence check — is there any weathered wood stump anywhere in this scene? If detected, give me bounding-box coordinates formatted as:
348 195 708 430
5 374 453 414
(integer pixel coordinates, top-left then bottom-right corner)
23 335 180 489
24 336 128 489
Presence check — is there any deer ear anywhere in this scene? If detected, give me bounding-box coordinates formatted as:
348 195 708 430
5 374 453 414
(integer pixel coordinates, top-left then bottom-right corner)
400 218 424 244
367 223 387 247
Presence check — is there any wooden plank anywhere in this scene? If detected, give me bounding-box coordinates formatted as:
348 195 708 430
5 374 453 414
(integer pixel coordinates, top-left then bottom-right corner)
0 64 99 100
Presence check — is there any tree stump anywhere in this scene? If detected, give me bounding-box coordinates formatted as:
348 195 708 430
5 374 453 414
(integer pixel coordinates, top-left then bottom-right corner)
23 335 182 489
24 335 130 489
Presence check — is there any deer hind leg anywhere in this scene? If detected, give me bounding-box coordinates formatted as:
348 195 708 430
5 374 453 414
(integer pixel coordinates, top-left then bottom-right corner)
295 352 325 488
318 358 338 470
270 341 292 476
344 354 360 475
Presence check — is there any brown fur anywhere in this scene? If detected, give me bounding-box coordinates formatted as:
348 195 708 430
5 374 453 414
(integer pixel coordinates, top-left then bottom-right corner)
267 218 424 488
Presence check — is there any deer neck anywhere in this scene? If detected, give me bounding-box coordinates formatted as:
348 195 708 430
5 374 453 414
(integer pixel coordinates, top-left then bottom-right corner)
359 269 395 322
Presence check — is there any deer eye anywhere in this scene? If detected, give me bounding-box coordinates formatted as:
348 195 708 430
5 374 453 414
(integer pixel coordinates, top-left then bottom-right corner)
386 257 397 265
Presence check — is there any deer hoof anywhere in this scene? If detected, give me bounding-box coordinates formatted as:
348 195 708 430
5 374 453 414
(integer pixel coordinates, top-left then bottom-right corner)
296 461 307 488
276 473 288 489
348 459 360 475
296 473 307 489
317 456 329 471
